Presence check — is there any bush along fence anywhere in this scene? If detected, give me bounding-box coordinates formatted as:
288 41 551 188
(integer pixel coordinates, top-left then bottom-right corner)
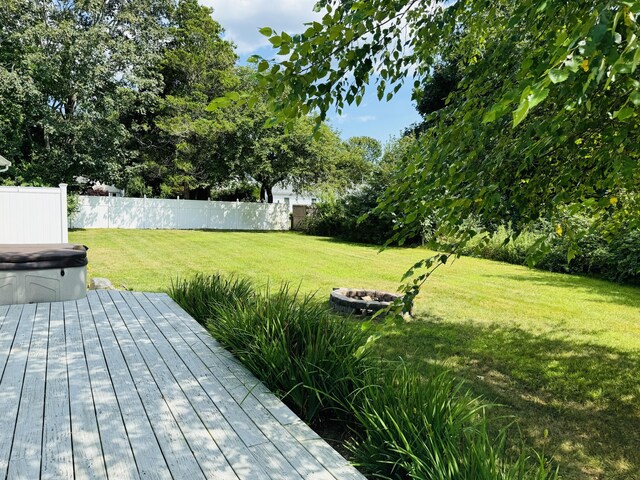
70 195 291 231
170 273 558 480
456 224 640 285
304 194 640 285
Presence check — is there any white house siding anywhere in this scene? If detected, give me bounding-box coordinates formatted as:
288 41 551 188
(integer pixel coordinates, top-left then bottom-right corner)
271 184 317 210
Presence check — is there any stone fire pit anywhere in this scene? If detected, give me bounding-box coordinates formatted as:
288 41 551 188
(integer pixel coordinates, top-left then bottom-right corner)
329 288 403 315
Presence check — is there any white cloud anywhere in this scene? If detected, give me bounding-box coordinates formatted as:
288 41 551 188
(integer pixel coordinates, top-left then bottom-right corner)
331 113 377 125
202 0 321 54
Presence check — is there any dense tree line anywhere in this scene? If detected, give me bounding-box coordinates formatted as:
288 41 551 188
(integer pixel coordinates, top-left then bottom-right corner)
0 0 371 201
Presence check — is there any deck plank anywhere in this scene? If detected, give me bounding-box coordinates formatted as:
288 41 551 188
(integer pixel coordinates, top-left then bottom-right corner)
75 297 140 479
140 294 268 447
128 291 272 479
0 304 24 386
150 293 350 480
115 291 238 480
153 293 301 425
99 291 206 480
41 302 73 480
0 304 10 330
87 292 172 480
64 300 108 480
0 291 366 480
139 293 269 449
0 303 31 477
6 303 46 479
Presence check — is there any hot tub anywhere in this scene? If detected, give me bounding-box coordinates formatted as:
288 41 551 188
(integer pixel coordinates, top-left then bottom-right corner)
0 244 88 305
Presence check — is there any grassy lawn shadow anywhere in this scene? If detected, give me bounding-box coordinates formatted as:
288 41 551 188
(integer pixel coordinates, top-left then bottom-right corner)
487 271 640 309
370 316 640 480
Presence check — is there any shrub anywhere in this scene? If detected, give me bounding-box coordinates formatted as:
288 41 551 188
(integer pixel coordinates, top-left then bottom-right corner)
303 186 400 245
458 223 640 284
303 135 423 246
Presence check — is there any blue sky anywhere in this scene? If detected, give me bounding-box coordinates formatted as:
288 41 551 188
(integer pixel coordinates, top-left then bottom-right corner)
201 0 422 144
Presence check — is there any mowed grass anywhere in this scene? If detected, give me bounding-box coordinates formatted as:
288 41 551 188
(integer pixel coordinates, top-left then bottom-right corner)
70 229 640 479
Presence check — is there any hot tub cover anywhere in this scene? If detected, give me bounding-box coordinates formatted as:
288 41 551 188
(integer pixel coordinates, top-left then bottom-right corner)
0 244 88 271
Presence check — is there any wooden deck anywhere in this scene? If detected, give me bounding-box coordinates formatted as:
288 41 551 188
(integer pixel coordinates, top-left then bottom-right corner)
0 290 366 479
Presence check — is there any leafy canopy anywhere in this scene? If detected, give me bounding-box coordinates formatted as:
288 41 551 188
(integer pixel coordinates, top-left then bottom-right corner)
213 71 367 202
0 0 173 186
139 0 238 199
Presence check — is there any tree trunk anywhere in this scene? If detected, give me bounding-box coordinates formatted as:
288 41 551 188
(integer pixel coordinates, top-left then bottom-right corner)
64 92 77 119
260 183 274 203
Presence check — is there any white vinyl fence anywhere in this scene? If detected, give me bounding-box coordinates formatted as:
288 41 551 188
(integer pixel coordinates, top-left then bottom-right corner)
0 184 69 244
71 196 291 231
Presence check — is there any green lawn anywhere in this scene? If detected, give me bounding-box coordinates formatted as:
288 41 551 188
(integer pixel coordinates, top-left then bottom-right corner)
71 229 640 479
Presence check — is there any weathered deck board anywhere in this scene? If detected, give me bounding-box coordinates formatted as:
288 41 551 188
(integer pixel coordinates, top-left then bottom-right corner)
0 304 34 478
86 292 171 480
76 297 140 480
64 300 108 480
0 291 366 479
126 291 271 479
99 292 206 480
41 302 73 480
7 303 48 479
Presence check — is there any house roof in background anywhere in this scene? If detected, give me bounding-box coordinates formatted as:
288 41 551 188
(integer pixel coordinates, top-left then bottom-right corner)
0 155 10 167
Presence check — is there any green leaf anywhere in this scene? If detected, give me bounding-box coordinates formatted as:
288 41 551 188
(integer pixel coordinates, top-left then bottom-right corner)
258 27 273 37
482 109 497 123
206 96 232 111
613 106 635 120
548 68 569 83
268 35 282 47
564 56 582 72
527 85 550 109
512 98 530 127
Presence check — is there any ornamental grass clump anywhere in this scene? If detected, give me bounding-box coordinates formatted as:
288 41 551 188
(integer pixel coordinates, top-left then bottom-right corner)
347 364 557 480
172 274 372 423
209 285 373 422
171 273 557 479
170 273 255 322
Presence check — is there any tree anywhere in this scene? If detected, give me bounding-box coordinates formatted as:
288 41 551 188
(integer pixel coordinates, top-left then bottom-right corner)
406 58 461 135
221 0 640 305
345 136 382 164
0 0 172 186
304 135 418 244
214 74 352 203
138 0 238 199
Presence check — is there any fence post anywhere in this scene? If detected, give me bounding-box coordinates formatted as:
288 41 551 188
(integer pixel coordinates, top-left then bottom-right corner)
59 183 69 243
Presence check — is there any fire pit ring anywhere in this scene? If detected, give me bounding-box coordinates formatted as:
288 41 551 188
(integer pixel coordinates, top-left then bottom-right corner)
329 288 403 316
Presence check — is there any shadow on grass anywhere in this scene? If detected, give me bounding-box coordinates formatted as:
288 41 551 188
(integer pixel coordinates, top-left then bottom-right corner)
311 234 428 253
487 272 640 309
369 317 640 480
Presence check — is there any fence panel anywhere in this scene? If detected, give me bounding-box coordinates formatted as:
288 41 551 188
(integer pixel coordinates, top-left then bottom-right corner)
71 196 290 231
0 184 68 244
